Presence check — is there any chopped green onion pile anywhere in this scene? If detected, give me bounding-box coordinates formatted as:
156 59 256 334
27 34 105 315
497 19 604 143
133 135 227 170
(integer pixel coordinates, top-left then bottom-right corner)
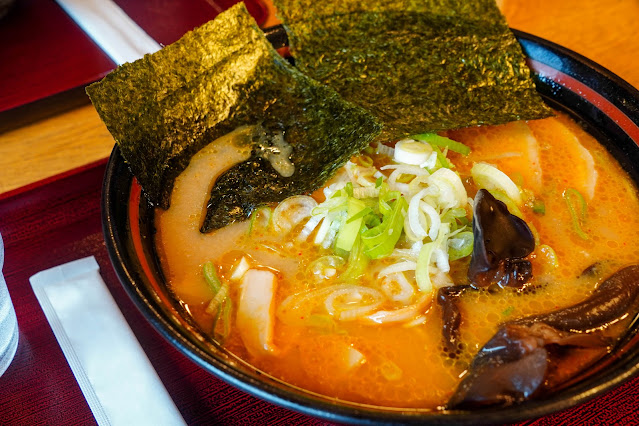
361 187 407 259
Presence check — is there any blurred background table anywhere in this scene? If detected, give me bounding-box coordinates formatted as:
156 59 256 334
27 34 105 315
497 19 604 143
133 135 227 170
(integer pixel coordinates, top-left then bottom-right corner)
0 0 638 424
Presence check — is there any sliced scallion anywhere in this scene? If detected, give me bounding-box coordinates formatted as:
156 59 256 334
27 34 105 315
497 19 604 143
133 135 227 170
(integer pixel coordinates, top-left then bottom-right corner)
539 244 559 269
357 155 374 167
206 281 229 315
532 199 546 215
415 224 450 292
306 314 336 331
248 206 272 235
415 241 436 292
203 261 222 293
219 298 232 341
413 133 471 156
345 181 354 197
472 162 522 205
564 188 589 240
441 207 468 232
361 196 407 259
336 198 368 252
339 232 369 282
489 189 524 218
346 206 374 224
502 306 515 317
432 145 451 169
379 360 403 381
448 231 473 261
203 261 232 341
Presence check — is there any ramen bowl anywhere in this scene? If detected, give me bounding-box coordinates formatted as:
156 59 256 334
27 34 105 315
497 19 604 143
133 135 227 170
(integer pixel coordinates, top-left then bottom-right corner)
102 28 639 424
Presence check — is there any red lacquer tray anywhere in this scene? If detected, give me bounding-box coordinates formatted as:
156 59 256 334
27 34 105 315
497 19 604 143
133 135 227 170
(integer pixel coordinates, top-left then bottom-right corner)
0 161 637 425
0 0 268 113
0 160 329 425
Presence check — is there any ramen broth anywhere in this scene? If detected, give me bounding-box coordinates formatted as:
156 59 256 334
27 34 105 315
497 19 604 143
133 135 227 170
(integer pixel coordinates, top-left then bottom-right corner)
155 112 639 408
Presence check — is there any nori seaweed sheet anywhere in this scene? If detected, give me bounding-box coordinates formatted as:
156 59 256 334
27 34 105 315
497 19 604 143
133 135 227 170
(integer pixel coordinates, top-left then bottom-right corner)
87 3 381 231
273 0 506 22
273 0 553 140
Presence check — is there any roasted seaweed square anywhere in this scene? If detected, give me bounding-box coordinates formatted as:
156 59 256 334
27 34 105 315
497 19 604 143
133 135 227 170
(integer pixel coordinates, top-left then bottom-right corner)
273 0 553 139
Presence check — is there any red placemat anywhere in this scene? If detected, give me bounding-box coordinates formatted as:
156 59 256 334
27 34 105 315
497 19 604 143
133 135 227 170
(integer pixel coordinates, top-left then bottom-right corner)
0 160 326 425
0 0 268 113
0 161 638 425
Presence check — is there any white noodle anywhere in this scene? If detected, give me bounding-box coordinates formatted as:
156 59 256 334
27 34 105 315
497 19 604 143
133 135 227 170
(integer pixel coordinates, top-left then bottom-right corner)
378 261 417 277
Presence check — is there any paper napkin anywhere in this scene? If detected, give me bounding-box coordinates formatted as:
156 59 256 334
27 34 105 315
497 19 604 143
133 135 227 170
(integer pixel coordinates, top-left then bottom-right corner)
30 257 186 426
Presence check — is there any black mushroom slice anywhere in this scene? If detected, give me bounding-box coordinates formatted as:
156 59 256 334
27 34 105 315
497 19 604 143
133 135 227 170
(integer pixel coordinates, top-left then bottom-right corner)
468 189 535 289
447 323 611 409
447 265 639 409
437 285 471 356
515 265 639 332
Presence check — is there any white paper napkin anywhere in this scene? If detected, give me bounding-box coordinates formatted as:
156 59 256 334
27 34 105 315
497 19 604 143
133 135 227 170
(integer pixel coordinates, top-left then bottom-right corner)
30 257 186 426
55 0 162 65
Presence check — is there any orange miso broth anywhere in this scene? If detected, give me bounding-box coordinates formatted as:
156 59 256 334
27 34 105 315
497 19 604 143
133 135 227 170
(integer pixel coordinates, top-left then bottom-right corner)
155 112 639 409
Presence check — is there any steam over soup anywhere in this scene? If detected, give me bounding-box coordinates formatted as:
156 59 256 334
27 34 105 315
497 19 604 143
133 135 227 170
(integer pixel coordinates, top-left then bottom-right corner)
155 112 639 409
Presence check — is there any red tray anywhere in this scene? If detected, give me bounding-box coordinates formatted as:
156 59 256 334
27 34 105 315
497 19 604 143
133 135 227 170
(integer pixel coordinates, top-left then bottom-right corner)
0 160 326 425
0 0 268 113
0 160 638 424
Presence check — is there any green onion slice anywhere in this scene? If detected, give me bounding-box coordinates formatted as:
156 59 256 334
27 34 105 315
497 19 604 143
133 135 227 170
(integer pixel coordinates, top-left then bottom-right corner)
415 241 436 292
532 199 546 215
345 181 354 197
339 232 369 282
564 188 589 240
203 262 222 293
248 206 272 235
346 206 374 224
361 196 407 259
358 155 374 167
432 145 451 169
502 306 515 317
336 198 368 252
539 244 559 269
218 298 232 341
448 231 474 261
413 133 471 156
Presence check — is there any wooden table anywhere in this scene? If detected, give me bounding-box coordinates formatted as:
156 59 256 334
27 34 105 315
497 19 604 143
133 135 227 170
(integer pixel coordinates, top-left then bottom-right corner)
1 0 639 425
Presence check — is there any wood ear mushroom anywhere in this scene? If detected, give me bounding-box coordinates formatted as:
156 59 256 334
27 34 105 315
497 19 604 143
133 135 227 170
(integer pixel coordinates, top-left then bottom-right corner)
468 189 535 289
448 265 639 408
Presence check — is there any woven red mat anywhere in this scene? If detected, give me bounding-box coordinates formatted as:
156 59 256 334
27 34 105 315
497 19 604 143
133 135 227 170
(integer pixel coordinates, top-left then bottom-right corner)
0 164 637 425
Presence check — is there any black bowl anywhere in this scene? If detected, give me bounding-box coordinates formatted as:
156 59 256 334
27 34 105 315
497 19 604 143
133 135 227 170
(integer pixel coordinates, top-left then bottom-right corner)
102 27 639 424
